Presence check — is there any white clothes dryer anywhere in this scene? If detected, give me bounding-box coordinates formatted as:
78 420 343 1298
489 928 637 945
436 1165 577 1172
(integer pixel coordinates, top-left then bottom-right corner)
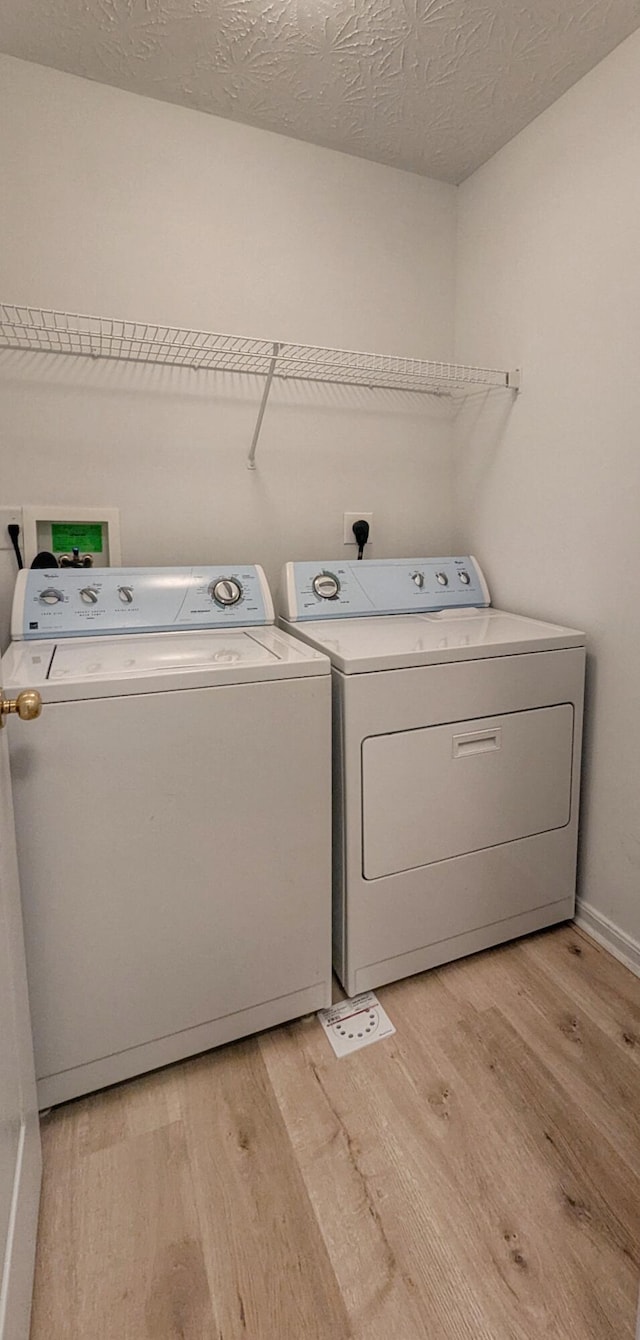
279 556 586 996
3 565 331 1106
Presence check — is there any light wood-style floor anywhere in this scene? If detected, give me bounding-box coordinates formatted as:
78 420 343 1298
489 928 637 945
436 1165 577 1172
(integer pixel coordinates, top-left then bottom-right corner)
30 924 640 1339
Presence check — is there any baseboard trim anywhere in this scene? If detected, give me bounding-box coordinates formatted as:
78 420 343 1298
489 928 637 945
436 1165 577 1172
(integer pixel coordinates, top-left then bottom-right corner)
575 899 640 980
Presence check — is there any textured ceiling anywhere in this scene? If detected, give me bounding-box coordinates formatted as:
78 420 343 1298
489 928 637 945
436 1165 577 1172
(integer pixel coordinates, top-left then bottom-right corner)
1 0 639 183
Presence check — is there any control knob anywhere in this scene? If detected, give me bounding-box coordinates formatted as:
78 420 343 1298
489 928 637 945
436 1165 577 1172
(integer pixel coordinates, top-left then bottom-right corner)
210 578 242 607
118 586 134 603
435 572 449 586
39 587 63 605
79 587 99 604
312 573 340 600
412 572 424 588
458 570 471 585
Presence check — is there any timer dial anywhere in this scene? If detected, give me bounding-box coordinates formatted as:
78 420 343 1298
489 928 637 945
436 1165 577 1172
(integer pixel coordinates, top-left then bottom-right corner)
210 578 242 607
312 573 340 600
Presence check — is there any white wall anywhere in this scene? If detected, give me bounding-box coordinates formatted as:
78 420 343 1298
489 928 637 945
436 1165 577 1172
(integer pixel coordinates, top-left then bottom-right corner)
8 40 636 958
454 29 640 955
0 54 456 647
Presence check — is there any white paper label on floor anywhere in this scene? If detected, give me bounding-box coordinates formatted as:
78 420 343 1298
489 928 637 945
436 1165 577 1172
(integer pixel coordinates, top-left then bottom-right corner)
317 992 395 1058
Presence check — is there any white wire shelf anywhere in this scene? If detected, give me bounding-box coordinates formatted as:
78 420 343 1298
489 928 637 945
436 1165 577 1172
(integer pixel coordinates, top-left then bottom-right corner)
0 303 519 465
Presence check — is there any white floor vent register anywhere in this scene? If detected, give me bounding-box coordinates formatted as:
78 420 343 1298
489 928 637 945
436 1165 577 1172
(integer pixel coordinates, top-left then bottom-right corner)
318 992 396 1057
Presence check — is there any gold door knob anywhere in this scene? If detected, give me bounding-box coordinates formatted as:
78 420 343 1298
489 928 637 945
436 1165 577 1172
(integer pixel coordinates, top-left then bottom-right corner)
0 689 43 727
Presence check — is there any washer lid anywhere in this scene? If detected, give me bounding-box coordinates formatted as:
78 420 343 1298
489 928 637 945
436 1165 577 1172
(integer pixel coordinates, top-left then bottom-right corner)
279 608 585 673
2 626 329 700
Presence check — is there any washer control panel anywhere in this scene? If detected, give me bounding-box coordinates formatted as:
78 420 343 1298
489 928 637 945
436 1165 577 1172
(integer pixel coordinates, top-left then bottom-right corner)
281 557 489 621
13 566 274 639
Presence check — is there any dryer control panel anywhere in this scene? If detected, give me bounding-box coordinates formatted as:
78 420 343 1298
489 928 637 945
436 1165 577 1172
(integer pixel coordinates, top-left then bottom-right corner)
281 556 490 621
12 566 275 639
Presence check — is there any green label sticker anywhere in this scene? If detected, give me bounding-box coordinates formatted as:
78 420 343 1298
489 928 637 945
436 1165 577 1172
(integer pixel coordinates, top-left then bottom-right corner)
51 523 104 554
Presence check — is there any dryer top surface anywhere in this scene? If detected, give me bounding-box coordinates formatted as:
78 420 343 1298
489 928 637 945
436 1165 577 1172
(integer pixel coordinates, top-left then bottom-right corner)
279 608 585 674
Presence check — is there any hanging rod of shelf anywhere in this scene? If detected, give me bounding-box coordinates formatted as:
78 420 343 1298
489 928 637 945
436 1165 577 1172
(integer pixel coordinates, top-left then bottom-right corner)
0 303 520 467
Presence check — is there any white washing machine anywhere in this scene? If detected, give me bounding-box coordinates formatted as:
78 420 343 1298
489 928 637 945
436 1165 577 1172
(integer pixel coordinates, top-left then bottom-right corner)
280 556 586 996
3 565 332 1106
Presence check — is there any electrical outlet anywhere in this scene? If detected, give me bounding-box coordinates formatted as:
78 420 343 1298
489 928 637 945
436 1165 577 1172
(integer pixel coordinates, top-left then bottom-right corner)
343 511 373 546
0 507 23 552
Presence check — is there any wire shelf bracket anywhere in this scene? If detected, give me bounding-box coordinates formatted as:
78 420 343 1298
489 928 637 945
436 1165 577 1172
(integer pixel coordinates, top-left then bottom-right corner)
0 303 520 467
247 342 280 470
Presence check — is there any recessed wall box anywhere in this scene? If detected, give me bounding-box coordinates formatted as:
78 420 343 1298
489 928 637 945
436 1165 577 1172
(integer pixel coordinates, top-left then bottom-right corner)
21 507 121 567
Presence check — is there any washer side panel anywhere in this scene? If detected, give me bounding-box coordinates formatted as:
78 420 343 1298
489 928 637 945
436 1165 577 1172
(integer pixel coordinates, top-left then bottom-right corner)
9 677 332 1090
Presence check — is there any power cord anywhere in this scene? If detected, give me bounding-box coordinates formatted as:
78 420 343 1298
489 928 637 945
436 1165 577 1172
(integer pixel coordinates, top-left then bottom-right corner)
8 524 23 570
352 519 370 560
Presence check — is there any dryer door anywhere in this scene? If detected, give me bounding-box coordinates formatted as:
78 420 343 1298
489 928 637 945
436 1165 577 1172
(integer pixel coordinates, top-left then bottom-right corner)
362 704 574 879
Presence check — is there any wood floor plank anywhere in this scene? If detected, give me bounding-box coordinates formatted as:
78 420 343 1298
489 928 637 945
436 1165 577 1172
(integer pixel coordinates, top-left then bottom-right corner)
29 927 640 1340
383 977 636 1339
466 1002 640 1255
435 936 528 1011
31 1118 216 1340
175 1038 353 1340
270 996 530 1339
440 1005 639 1337
74 1060 183 1156
521 924 640 1062
261 1015 437 1340
461 944 640 1172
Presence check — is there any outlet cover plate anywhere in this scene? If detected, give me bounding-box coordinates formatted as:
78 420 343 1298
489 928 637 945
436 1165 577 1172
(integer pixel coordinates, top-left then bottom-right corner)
0 507 23 551
343 511 373 546
318 991 395 1057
